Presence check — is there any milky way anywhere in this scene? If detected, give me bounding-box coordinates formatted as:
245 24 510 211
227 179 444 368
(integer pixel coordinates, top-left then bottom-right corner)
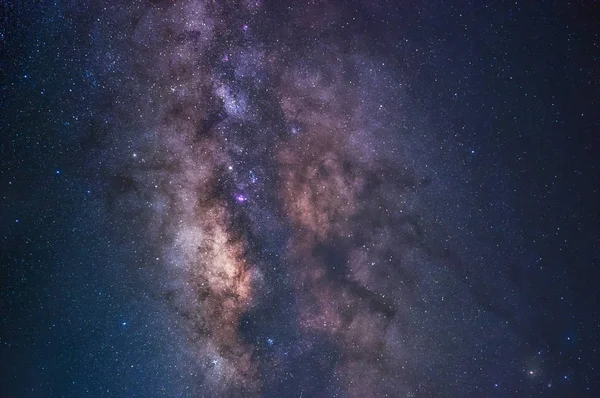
63 1 595 396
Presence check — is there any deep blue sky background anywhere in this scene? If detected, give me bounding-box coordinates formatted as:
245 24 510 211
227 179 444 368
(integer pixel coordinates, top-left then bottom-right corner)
1 1 599 397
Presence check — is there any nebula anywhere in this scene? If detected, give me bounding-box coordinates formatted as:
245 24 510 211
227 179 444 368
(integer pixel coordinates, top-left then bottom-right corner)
97 1 432 395
89 1 529 396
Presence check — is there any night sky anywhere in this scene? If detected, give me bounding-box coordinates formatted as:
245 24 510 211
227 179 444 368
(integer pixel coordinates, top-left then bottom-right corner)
1 1 599 397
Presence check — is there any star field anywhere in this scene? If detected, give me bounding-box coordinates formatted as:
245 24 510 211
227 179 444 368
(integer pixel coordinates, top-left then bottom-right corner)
1 1 599 397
